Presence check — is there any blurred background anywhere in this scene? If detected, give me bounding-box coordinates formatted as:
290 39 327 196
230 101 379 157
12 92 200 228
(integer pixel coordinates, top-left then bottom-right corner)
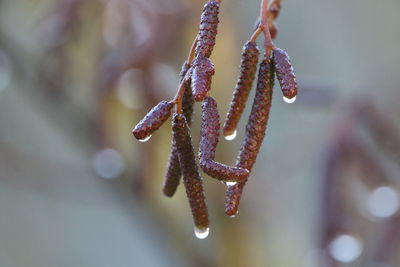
1 0 400 266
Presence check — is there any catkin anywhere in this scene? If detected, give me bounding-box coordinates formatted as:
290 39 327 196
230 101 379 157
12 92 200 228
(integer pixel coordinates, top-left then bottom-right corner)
191 57 215 102
225 58 274 216
199 96 250 182
190 0 219 102
132 100 174 140
272 47 297 99
223 41 260 137
195 0 220 59
173 114 209 230
163 62 194 197
269 0 281 20
269 22 278 40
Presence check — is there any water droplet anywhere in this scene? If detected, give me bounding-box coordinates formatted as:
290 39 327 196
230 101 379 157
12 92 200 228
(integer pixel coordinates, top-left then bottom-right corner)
225 181 237 186
224 130 237 141
139 135 152 143
194 226 209 239
328 234 363 263
93 149 125 179
229 211 238 218
283 95 296 104
368 186 399 218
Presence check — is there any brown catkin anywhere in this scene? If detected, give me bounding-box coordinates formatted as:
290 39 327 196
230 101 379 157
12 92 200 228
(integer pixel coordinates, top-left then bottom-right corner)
190 0 219 102
173 114 209 230
199 97 250 182
272 47 297 99
225 58 274 216
269 22 278 40
191 57 215 102
223 41 260 136
269 0 281 20
195 0 220 59
132 100 174 140
163 62 194 197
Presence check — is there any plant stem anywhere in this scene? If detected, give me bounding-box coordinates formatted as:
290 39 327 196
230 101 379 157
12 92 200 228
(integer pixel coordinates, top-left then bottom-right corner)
260 0 274 58
249 25 263 43
187 37 197 65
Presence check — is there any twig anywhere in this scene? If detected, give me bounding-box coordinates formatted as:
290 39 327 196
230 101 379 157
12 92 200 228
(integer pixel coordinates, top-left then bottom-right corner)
260 0 274 58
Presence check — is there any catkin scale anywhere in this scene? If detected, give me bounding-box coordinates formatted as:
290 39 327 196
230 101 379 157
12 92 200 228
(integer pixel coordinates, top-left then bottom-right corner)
223 41 260 136
199 97 250 182
132 101 174 140
272 47 297 99
225 59 274 216
195 0 220 58
173 114 209 230
163 62 194 197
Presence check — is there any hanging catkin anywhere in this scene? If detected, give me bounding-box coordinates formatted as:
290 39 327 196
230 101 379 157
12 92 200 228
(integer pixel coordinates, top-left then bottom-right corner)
272 47 297 99
163 62 194 197
132 101 174 141
199 96 250 182
195 0 220 58
225 58 274 216
191 57 215 102
223 41 260 137
173 114 209 230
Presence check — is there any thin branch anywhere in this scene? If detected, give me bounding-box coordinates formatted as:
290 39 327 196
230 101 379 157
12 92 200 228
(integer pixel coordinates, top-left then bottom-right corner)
260 0 274 57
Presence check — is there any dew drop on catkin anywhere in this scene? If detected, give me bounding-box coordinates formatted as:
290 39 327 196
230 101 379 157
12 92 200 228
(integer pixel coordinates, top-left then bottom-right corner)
283 95 296 104
224 130 237 141
194 226 210 239
138 135 152 142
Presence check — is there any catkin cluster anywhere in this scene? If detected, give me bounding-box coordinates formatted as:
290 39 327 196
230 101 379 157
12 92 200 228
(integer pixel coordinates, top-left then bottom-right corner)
131 0 298 237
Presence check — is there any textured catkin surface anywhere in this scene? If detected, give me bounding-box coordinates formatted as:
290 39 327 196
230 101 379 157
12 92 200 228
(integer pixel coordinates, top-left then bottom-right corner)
132 101 174 140
225 59 274 216
273 47 297 99
163 62 194 197
223 41 260 136
191 57 215 102
173 114 209 229
190 0 219 102
199 96 249 182
195 0 220 59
